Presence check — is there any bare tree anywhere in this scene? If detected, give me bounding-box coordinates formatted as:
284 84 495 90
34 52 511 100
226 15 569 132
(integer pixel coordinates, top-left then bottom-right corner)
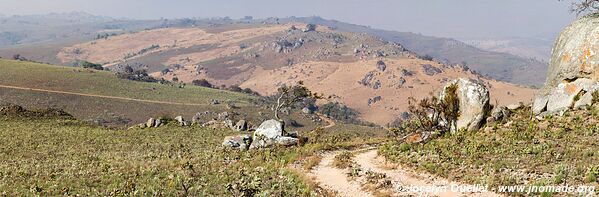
273 81 320 120
561 0 599 15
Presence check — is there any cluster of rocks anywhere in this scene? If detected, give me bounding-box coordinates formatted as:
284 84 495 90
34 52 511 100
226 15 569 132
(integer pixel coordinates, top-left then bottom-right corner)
368 96 382 106
359 71 382 89
303 24 317 32
532 15 599 118
376 60 387 72
222 119 300 150
421 64 443 76
273 38 305 53
136 111 248 132
487 102 524 124
400 69 414 77
141 117 166 128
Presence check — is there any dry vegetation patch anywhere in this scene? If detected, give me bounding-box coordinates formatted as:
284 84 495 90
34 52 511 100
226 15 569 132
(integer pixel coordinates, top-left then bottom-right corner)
380 107 599 196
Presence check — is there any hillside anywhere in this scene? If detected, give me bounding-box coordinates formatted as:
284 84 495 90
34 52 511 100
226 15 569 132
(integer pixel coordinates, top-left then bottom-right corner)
0 59 320 129
0 14 548 88
55 23 535 125
0 102 386 195
282 16 548 87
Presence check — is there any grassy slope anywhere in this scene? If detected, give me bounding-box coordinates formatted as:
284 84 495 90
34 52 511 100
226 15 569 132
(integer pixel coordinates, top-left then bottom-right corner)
0 117 308 195
0 59 253 104
0 115 386 196
0 59 317 128
379 108 599 195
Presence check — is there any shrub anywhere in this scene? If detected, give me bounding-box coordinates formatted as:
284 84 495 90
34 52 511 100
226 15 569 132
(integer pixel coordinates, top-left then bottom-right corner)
228 85 243 92
115 66 158 83
192 79 213 88
319 102 360 123
419 54 434 61
404 83 460 141
74 61 104 70
332 151 355 169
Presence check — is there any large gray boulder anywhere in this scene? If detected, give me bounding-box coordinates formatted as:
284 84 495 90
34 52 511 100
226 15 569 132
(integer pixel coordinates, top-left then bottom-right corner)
222 134 252 150
254 119 283 138
249 119 300 148
441 78 491 132
275 137 299 146
533 15 599 115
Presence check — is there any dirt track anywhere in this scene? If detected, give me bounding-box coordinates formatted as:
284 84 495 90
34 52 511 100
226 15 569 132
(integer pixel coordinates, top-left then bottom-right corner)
0 84 209 106
309 149 503 197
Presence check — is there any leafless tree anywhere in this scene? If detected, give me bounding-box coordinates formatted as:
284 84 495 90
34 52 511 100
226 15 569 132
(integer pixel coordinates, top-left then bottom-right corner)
561 0 599 15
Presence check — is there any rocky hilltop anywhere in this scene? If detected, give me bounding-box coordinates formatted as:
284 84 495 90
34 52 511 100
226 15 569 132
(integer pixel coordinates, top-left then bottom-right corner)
57 23 535 125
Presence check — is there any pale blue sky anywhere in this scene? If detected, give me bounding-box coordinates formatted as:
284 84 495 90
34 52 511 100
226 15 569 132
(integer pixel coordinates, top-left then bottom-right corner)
0 0 578 39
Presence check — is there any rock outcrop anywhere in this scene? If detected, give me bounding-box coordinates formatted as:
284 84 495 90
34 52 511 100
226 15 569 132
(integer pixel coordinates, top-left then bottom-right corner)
222 134 252 150
441 78 491 132
175 116 190 126
249 119 299 149
533 15 599 115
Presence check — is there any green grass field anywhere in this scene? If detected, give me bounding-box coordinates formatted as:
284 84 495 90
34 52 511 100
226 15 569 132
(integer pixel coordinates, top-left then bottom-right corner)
0 112 386 196
0 59 319 128
0 59 253 105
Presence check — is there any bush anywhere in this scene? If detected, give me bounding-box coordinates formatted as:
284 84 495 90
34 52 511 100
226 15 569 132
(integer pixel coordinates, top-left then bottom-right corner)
115 66 158 83
228 85 243 92
404 83 460 141
332 151 355 169
74 61 104 70
319 102 360 123
192 79 213 88
419 54 434 61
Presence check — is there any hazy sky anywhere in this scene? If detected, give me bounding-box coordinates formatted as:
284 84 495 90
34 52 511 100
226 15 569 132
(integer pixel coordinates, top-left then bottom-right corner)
0 0 578 40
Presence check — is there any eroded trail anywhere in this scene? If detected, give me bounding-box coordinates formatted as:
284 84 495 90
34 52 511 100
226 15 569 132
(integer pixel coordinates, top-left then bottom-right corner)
354 150 502 197
0 84 209 106
309 152 373 197
309 149 503 197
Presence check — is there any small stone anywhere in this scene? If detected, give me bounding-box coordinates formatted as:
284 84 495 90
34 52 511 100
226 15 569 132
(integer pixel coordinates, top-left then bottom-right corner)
506 102 524 110
222 134 252 150
146 118 156 128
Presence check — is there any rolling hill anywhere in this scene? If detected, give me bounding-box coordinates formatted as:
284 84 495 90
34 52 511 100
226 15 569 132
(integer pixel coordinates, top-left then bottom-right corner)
54 23 535 125
281 16 548 87
0 14 547 87
0 59 320 129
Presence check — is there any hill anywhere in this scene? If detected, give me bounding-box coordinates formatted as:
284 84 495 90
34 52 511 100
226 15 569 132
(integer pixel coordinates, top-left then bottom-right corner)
54 23 535 125
0 59 320 129
281 16 548 87
0 14 547 87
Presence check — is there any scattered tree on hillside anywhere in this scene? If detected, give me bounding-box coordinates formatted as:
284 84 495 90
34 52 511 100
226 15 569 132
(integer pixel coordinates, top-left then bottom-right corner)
319 102 360 123
273 81 321 120
12 54 26 61
192 79 213 88
74 61 104 70
419 54 434 61
561 0 599 15
115 65 158 83
403 84 460 141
